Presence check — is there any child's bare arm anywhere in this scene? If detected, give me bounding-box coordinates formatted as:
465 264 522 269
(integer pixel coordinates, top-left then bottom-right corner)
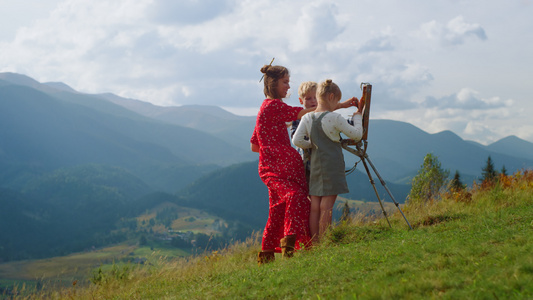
297 107 316 119
335 97 359 110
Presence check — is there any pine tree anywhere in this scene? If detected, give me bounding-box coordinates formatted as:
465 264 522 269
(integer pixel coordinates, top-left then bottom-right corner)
481 156 498 184
501 165 508 176
340 202 351 222
450 170 464 191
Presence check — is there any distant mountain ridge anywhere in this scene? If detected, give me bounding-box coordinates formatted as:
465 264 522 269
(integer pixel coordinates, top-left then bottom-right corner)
486 135 533 161
1 71 532 263
96 80 533 181
2 71 532 184
4 71 532 176
363 120 533 183
3 71 533 187
100 93 257 150
0 73 257 189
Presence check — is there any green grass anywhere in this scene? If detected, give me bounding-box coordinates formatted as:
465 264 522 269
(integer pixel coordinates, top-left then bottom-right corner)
0 243 135 280
0 240 191 293
132 244 190 260
9 171 533 299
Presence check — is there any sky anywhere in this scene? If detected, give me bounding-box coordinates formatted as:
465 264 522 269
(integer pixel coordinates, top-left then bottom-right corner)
1 0 532 145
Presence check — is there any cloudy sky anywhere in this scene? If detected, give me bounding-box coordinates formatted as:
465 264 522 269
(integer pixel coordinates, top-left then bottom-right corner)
1 0 532 144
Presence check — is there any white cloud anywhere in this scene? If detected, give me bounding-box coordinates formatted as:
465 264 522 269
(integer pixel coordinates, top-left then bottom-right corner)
422 88 511 110
359 35 395 53
464 121 494 140
290 2 344 52
0 0 532 144
148 0 234 25
419 15 487 46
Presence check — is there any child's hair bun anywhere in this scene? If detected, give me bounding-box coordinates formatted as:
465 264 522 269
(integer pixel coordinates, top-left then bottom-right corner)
317 78 341 100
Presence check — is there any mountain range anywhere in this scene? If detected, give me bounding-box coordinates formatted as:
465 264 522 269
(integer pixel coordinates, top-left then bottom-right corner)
96 79 533 183
1 72 532 262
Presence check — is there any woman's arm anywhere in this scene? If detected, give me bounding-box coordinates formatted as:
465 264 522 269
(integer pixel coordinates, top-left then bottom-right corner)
251 143 260 153
297 107 316 119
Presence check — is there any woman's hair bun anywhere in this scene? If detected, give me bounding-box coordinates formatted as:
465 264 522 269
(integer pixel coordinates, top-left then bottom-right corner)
260 65 271 74
325 79 333 86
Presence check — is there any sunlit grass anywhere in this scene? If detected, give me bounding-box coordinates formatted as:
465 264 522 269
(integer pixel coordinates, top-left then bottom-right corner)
136 201 222 235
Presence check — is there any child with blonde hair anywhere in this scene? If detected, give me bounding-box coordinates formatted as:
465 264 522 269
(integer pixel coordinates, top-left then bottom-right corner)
292 79 364 242
297 81 319 110
290 81 318 181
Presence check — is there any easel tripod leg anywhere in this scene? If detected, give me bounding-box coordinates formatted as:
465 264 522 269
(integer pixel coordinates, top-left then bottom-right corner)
363 154 413 230
360 157 392 228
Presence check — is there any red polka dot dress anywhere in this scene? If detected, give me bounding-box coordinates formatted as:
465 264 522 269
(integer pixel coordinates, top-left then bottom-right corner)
251 99 311 251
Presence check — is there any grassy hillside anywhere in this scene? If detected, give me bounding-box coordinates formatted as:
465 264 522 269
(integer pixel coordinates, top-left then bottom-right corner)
10 170 532 299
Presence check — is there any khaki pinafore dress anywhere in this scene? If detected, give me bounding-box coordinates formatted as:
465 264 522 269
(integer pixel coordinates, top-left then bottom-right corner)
309 112 349 196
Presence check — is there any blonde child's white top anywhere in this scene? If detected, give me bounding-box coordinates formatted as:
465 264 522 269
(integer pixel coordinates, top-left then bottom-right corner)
292 111 363 149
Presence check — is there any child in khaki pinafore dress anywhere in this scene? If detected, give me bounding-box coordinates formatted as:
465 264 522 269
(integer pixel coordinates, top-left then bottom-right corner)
292 79 364 242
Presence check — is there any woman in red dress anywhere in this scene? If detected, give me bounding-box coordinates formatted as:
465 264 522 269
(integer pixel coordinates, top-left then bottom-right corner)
250 64 315 264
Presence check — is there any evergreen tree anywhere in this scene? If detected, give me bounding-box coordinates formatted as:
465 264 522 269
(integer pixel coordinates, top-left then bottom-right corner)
408 153 449 206
501 165 508 176
340 202 351 222
481 156 498 184
450 170 465 191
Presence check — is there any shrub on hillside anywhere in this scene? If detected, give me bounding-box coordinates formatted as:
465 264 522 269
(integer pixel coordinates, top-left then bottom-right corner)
407 153 449 206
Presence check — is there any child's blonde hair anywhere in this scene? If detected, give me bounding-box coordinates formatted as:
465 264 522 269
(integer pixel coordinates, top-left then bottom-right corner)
298 81 317 98
317 79 342 101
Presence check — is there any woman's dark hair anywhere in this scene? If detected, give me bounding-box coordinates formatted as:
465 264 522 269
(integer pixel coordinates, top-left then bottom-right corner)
260 65 289 99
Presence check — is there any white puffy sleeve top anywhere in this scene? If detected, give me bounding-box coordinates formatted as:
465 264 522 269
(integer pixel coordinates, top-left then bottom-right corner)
292 111 363 149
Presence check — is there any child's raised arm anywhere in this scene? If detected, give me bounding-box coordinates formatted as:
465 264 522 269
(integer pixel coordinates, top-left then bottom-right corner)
335 97 359 110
